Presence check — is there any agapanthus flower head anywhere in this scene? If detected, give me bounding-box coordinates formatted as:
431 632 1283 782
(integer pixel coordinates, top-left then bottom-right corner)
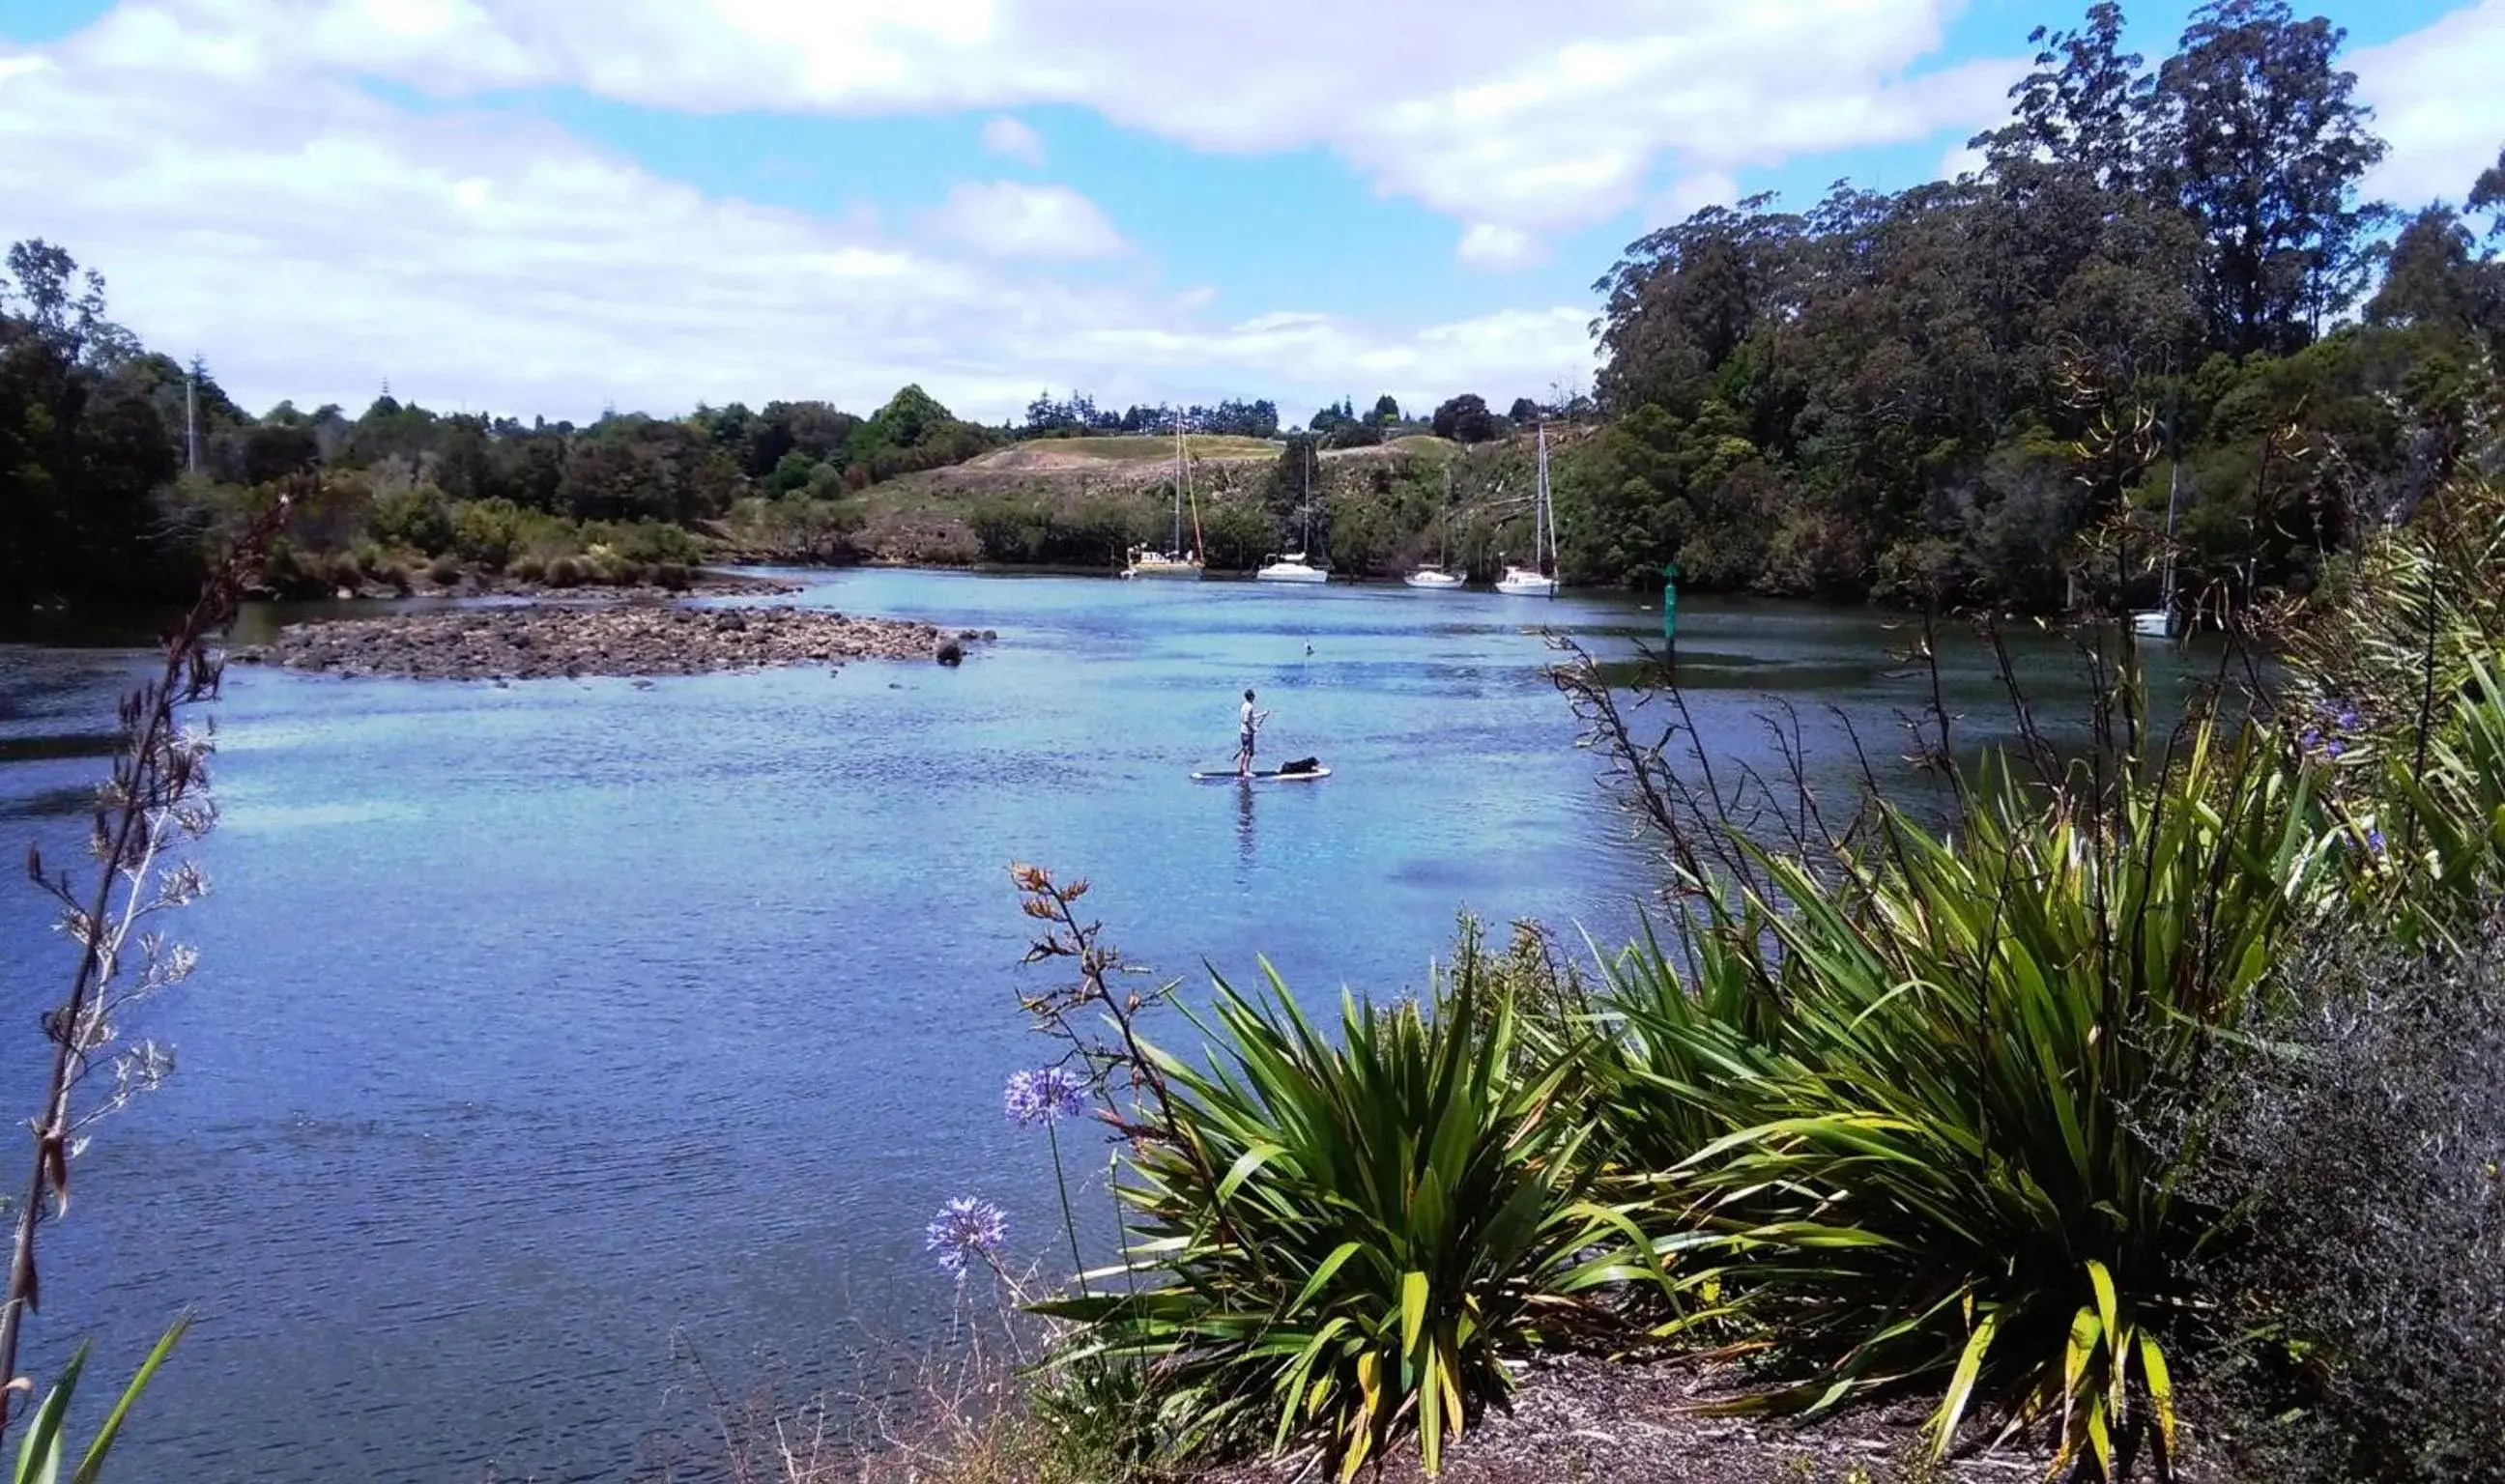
925 1196 1007 1275
2367 827 2387 854
1002 1066 1090 1127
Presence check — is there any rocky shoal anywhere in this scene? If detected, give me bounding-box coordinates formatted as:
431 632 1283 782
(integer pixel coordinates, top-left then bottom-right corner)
232 603 993 681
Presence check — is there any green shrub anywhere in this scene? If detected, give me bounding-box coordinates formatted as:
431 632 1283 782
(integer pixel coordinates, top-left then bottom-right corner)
425 555 460 587
1602 726 2329 1477
545 555 585 588
2176 912 2505 1484
653 561 691 591
508 554 546 585
325 552 365 590
368 484 454 556
261 539 332 597
449 498 528 571
1043 963 1625 1478
584 519 705 567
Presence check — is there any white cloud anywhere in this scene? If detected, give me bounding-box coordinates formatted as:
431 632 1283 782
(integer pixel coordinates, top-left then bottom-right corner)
2352 0 2505 209
1455 222 1540 270
0 29 1595 420
979 114 1044 165
54 0 2025 243
928 180 1125 259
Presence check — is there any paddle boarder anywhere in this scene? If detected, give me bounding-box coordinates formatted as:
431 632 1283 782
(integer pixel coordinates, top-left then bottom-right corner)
1236 689 1272 778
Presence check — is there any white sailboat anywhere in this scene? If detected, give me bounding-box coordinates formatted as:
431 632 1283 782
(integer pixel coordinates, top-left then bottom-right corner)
1406 463 1465 588
2132 451 2181 638
1124 415 1205 580
1495 424 1560 597
1255 445 1328 584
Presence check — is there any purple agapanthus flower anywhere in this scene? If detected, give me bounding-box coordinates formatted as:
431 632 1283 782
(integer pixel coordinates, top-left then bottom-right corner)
2367 827 2387 854
1002 1067 1090 1127
2303 701 2361 760
926 1196 1008 1276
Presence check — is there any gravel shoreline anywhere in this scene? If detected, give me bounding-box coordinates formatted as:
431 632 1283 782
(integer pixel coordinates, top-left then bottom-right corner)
233 602 993 681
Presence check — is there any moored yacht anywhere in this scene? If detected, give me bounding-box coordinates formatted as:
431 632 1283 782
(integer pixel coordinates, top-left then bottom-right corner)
1255 445 1328 584
1123 416 1205 580
1497 423 1561 597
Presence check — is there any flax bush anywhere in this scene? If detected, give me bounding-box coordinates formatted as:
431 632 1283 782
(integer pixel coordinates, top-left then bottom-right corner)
1011 870 1630 1480
1043 964 1628 1479
1594 724 2331 1478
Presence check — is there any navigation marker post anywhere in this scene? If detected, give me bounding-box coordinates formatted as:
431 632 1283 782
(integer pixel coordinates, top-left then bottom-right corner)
1660 560 1679 667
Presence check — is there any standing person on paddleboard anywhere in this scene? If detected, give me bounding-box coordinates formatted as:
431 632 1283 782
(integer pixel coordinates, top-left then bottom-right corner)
1236 689 1272 778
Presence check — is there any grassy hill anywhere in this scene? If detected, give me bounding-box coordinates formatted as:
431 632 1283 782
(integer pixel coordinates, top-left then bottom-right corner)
831 429 1551 574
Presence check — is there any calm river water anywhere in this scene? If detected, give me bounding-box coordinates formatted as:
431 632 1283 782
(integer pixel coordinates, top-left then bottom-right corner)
0 569 2180 1481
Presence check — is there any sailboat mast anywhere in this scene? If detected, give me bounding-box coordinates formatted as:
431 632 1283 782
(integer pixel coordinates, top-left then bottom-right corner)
1534 423 1554 582
2160 457 2181 609
184 359 197 475
2159 373 2181 614
1172 412 1185 555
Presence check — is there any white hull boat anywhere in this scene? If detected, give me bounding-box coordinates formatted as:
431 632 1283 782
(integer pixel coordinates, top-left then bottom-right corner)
1255 448 1328 585
1497 425 1562 598
2133 427 2183 637
1125 550 1203 580
1255 554 1328 583
1403 566 1463 589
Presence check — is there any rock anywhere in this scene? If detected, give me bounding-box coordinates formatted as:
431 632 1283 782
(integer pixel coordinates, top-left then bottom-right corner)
254 601 988 682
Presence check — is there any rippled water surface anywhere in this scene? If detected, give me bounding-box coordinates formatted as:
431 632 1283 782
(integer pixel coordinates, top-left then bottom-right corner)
0 570 2194 1481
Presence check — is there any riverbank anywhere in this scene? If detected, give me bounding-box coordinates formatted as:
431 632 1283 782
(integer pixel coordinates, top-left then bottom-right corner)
267 562 801 604
821 1350 2147 1484
232 602 993 680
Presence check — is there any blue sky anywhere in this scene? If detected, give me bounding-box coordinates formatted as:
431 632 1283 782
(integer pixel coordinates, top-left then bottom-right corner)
2 0 2497 425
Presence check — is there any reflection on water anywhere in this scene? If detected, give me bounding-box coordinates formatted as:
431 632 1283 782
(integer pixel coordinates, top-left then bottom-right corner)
0 571 2224 1482
1235 779 1256 875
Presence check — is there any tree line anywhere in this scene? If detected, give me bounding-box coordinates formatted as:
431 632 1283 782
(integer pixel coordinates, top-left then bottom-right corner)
0 247 1010 607
14 0 2501 613
1 234 1597 608
1010 388 1591 448
1569 0 2505 613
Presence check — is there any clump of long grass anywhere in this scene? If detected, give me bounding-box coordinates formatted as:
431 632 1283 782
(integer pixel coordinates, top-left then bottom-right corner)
1599 723 2328 1477
1009 868 1631 1481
